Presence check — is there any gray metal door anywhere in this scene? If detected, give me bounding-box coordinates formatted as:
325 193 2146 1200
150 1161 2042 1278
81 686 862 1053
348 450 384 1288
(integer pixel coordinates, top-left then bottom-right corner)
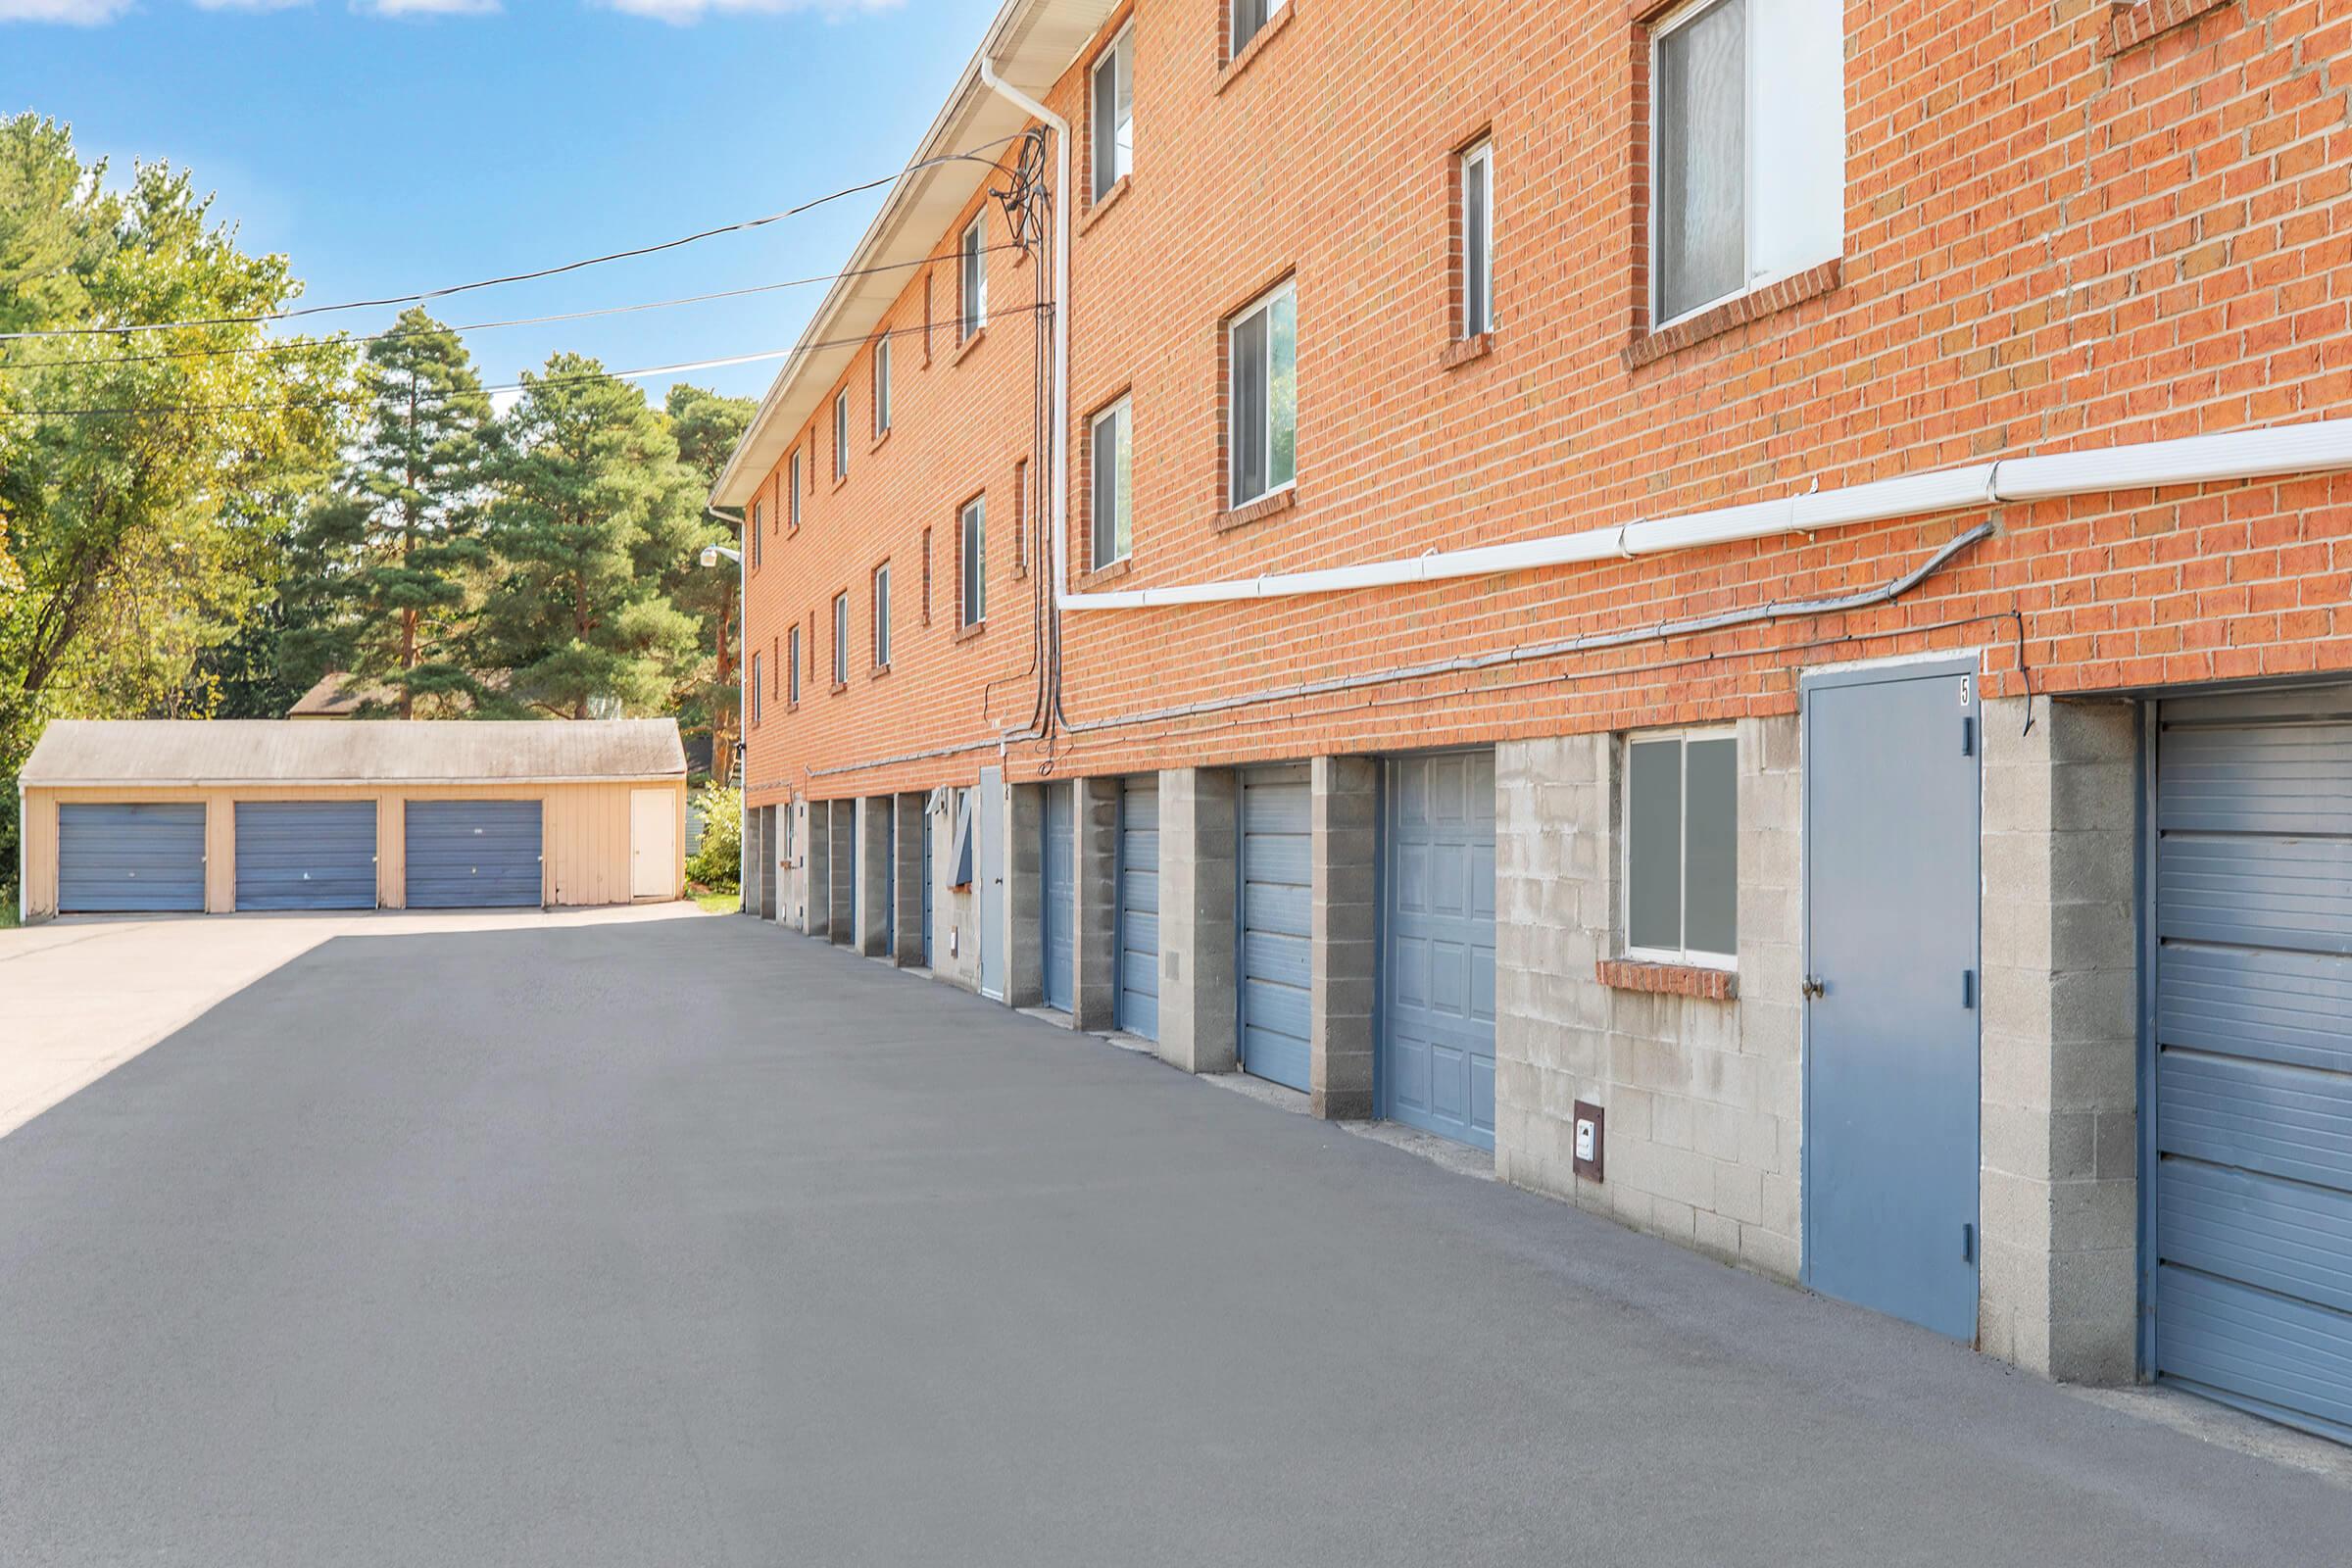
1803 662 1982 1343
757 807 779 920
2150 686 2352 1442
1382 752 1497 1149
405 800 542 909
234 801 377 910
979 767 1005 1000
920 808 934 965
883 803 898 958
1043 782 1075 1010
57 803 206 913
1119 776 1160 1040
1241 764 1312 1092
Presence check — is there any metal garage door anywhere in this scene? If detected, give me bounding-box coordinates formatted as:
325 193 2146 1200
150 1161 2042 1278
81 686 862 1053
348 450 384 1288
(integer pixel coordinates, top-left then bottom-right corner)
883 802 898 958
1241 764 1311 1091
57 803 206 912
1043 782 1075 1010
757 806 778 920
1119 776 1159 1041
1382 752 1496 1149
405 801 542 909
234 801 377 910
2151 686 2352 1442
920 808 934 966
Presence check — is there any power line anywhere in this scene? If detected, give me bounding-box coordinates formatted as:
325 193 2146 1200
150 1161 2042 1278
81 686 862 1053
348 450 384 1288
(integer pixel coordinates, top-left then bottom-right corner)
0 137 1025 343
0 241 1029 376
0 305 1052 419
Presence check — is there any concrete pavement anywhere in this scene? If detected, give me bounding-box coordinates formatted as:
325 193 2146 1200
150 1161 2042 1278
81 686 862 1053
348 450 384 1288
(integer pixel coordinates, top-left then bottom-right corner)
0 912 2346 1566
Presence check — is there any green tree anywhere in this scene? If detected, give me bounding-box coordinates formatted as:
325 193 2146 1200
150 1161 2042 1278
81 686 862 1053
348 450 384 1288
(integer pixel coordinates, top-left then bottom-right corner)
470 353 703 719
662 381 751 776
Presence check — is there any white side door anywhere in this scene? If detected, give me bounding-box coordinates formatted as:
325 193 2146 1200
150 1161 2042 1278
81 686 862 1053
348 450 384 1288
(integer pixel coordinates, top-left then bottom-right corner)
630 788 677 900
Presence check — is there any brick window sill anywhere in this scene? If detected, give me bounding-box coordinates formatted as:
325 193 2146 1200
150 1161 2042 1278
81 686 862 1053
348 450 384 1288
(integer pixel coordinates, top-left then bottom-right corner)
1075 556 1134 590
1622 258 1842 371
1441 332 1494 370
869 426 893 456
1079 174 1132 236
953 620 987 644
1215 485 1298 534
2104 0 2233 55
828 680 848 697
1215 3 1294 95
953 327 987 366
1596 957 1738 1002
867 662 891 681
830 472 849 495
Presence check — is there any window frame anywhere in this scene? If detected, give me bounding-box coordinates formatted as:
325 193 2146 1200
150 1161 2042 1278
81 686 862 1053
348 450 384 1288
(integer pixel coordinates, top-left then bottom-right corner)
1621 726 1740 969
831 592 850 687
787 451 802 527
958 495 987 628
787 624 801 705
1226 278 1298 510
1230 0 1288 58
832 391 850 479
1091 21 1135 201
1459 138 1494 338
959 217 987 342
873 333 893 436
1089 395 1133 571
872 561 892 669
750 651 764 725
750 498 763 568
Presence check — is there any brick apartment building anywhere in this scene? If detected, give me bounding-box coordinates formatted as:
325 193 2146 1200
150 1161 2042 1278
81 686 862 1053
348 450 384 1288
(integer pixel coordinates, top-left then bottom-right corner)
712 0 2352 1438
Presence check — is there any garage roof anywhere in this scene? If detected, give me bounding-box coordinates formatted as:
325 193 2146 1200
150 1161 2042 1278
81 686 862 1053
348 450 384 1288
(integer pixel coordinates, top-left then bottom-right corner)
20 720 688 788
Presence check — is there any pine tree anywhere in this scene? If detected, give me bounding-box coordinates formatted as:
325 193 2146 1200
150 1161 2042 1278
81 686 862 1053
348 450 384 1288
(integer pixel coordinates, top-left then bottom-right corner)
470 354 701 720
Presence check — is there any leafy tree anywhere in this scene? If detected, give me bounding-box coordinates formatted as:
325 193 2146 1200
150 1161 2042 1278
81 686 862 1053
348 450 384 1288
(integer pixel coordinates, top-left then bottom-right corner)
469 354 703 719
685 781 741 894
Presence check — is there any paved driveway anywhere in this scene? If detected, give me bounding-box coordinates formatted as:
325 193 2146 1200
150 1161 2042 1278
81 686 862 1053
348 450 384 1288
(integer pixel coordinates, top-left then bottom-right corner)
1 915 2345 1566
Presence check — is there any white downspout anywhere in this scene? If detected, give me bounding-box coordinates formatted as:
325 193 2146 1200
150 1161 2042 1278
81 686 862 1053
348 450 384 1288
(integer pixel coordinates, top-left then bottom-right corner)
977 57 1071 607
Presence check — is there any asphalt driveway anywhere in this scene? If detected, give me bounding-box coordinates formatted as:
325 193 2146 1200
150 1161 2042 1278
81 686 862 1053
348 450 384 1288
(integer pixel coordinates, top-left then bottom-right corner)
1 914 2345 1566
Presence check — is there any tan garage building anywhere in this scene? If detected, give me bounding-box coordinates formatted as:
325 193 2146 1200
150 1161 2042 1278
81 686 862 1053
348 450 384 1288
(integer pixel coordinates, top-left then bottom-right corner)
17 720 687 921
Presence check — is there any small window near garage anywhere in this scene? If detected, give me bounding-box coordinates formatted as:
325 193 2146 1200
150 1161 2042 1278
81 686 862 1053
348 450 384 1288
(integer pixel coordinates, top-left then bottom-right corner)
832 592 850 686
950 786 975 888
1092 23 1134 200
872 561 892 669
960 218 987 341
1090 397 1132 570
959 495 987 627
1227 279 1297 509
1624 730 1738 964
787 625 802 705
1232 0 1287 58
1648 0 1843 327
874 333 893 436
1459 138 1494 338
833 391 850 479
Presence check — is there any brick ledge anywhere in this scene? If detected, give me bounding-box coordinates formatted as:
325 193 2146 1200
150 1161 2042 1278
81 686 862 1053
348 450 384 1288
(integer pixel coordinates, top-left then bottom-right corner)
1622 259 1842 371
2104 0 2234 55
1214 485 1298 534
1440 332 1494 370
1595 957 1738 1001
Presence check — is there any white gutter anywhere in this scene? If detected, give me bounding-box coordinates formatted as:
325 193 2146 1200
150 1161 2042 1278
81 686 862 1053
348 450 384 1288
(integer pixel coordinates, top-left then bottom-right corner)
977 57 1071 607
1061 416 2352 611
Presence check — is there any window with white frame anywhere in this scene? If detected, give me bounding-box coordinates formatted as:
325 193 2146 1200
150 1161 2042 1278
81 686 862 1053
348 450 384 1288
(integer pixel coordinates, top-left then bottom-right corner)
787 451 802 526
959 495 986 626
1231 0 1287 57
1092 24 1134 200
788 625 802 704
833 392 850 479
832 592 849 685
872 562 892 668
750 651 764 724
1090 397 1132 570
1227 280 1297 509
1460 139 1494 337
874 334 893 436
959 218 987 341
751 499 763 568
1649 0 1843 327
1624 730 1738 964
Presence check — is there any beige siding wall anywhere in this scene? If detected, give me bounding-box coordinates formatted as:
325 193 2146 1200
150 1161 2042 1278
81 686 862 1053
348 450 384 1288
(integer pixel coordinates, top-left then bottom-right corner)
22 779 685 919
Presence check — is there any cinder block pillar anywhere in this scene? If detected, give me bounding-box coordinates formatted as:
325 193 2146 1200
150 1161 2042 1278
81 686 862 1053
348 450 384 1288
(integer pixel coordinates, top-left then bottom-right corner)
1004 782 1046 1007
892 793 926 966
857 797 892 956
1978 696 2140 1384
827 802 856 947
804 801 832 939
1071 775 1122 1030
1157 766 1239 1074
1312 756 1380 1119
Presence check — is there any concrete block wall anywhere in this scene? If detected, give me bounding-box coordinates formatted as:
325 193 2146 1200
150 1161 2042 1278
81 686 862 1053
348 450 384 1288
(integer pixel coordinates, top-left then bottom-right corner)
1310 756 1379 1120
826 804 855 948
1494 716 1805 1283
1073 776 1121 1030
1156 767 1239 1075
1979 696 2140 1382
891 793 925 966
856 796 891 957
1004 782 1045 1008
804 800 832 940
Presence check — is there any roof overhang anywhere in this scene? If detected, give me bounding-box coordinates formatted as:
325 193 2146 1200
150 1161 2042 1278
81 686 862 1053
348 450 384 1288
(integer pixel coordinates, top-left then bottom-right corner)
710 0 1117 510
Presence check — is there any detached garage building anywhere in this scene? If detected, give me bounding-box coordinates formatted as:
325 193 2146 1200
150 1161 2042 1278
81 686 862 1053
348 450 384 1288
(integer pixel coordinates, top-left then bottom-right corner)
18 719 686 921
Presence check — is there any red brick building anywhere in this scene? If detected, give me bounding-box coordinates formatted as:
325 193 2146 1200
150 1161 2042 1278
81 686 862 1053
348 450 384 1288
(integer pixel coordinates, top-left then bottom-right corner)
714 0 2352 1435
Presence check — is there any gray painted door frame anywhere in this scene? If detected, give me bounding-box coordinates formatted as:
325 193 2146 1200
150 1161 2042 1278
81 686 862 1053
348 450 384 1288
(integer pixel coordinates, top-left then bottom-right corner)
978 766 1005 1001
1801 656 1983 1343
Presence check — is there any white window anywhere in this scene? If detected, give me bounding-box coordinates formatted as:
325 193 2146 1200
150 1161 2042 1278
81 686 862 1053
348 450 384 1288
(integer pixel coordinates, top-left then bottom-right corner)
872 562 892 668
1227 280 1297 508
1091 24 1134 200
959 496 986 626
1231 0 1287 56
751 499 763 568
1649 0 1844 327
832 392 850 479
1624 730 1738 965
832 592 849 685
959 218 987 341
750 651 764 724
874 335 892 436
788 626 801 704
1460 139 1494 337
1090 397 1132 570
787 451 802 526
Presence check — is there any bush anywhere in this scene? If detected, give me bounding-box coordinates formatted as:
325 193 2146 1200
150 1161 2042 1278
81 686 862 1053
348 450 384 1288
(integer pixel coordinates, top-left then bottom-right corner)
686 783 742 894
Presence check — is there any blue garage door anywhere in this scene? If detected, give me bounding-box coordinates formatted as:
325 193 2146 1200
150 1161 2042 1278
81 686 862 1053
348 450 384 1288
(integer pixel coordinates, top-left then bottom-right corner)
405 801 543 909
1118 775 1159 1041
1043 782 1075 1011
1382 752 1497 1149
2151 686 2352 1444
57 803 206 913
1241 765 1311 1092
920 806 934 966
234 801 377 910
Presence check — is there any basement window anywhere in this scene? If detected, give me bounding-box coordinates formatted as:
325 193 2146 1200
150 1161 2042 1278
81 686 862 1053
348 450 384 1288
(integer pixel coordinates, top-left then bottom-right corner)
1624 730 1738 965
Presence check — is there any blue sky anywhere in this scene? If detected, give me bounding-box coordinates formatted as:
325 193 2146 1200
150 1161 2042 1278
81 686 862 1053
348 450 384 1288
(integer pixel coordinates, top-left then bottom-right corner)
4 0 1004 407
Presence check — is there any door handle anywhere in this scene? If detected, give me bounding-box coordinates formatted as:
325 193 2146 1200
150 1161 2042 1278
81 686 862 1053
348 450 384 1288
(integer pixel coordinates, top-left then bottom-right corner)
1802 975 1827 1000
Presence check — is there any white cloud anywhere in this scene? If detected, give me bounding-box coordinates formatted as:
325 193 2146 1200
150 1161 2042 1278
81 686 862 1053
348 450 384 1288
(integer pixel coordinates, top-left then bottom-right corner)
0 0 134 24
355 0 499 15
600 0 896 24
